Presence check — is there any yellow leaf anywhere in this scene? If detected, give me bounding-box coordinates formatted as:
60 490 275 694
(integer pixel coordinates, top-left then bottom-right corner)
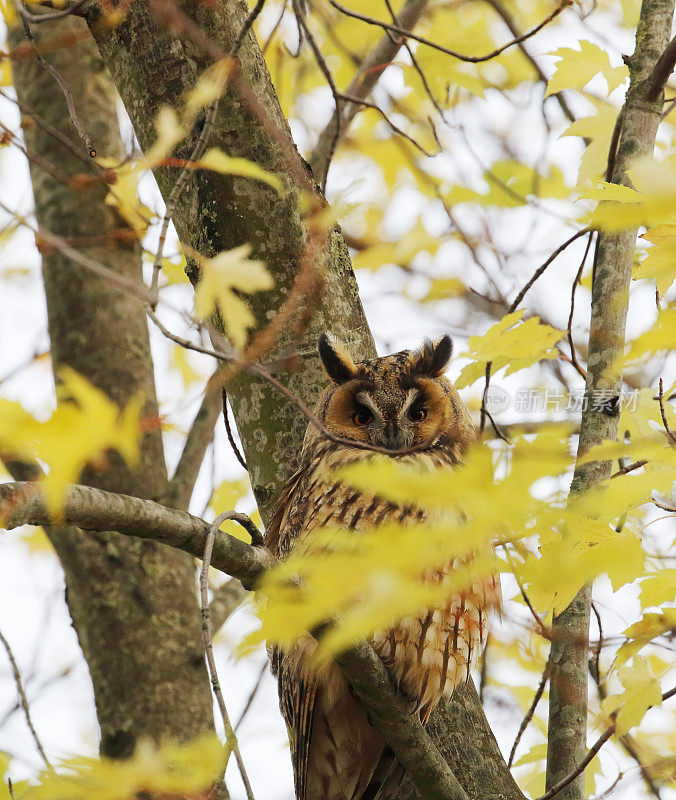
170 345 203 389
0 0 17 24
601 657 662 736
635 226 676 295
0 59 12 87
445 160 570 208
194 244 273 348
210 477 250 517
0 368 142 519
617 610 676 663
640 570 676 609
517 515 644 613
195 148 283 193
455 310 563 388
144 106 185 168
185 59 233 117
545 41 628 97
99 159 153 239
419 277 464 302
352 220 441 273
622 307 676 368
561 102 618 185
25 734 226 800
20 526 53 554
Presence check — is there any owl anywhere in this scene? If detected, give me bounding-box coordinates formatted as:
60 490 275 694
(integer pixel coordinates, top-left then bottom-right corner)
265 333 500 800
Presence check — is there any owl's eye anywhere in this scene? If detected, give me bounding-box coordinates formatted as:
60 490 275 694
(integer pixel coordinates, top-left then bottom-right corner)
352 405 373 426
408 404 427 422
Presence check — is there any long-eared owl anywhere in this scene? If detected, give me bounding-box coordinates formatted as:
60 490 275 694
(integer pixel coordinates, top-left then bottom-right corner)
265 334 500 800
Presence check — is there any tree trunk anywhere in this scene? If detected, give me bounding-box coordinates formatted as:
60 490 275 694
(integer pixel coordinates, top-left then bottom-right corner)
545 0 675 796
10 13 214 757
80 0 525 796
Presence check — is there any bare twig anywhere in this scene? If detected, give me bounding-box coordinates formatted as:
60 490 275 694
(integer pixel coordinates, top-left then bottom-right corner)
642 33 676 101
310 0 429 177
483 0 577 125
567 232 594 381
0 627 51 768
221 388 247 470
328 0 570 64
657 378 676 441
200 512 256 799
234 661 268 731
17 8 95 156
508 229 590 314
508 662 550 768
651 495 676 512
610 459 647 478
0 201 154 303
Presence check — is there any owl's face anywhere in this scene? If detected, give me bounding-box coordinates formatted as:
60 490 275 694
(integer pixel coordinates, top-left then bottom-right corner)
314 333 474 454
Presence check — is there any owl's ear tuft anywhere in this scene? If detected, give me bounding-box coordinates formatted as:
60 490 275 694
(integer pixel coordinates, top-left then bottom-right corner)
410 335 453 377
318 333 358 383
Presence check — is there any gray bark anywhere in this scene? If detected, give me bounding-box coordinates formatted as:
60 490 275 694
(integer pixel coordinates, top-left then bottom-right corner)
545 1 676 796
10 13 215 757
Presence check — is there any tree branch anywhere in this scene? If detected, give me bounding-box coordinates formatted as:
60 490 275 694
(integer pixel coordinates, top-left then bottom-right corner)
162 381 223 511
0 479 471 800
309 0 429 179
0 481 273 590
643 34 676 101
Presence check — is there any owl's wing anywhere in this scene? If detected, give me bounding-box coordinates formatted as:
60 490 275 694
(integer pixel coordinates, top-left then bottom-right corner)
264 466 305 556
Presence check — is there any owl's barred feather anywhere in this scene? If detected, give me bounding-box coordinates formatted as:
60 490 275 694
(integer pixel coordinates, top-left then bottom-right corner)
266 335 500 800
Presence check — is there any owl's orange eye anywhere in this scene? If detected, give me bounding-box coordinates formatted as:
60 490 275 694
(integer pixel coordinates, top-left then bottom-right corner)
408 405 427 422
352 405 373 426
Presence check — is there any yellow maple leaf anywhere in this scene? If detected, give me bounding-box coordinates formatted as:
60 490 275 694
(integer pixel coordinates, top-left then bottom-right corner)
455 309 564 388
635 226 676 295
545 41 628 97
195 148 283 193
616 609 676 663
601 657 662 736
561 102 619 185
622 307 676 368
640 570 676 609
194 244 273 348
99 160 153 239
0 368 142 519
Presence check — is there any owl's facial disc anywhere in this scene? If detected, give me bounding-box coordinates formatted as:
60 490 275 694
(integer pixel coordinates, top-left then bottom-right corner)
348 388 435 450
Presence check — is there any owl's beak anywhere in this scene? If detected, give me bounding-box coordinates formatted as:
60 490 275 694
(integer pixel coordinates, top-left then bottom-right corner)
382 421 403 451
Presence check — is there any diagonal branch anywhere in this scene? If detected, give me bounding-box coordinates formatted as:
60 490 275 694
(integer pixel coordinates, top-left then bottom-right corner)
0 479 469 800
309 0 429 179
162 380 223 511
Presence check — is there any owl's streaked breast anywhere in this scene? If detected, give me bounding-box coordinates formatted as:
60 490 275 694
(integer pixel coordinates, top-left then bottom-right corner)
278 441 500 717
